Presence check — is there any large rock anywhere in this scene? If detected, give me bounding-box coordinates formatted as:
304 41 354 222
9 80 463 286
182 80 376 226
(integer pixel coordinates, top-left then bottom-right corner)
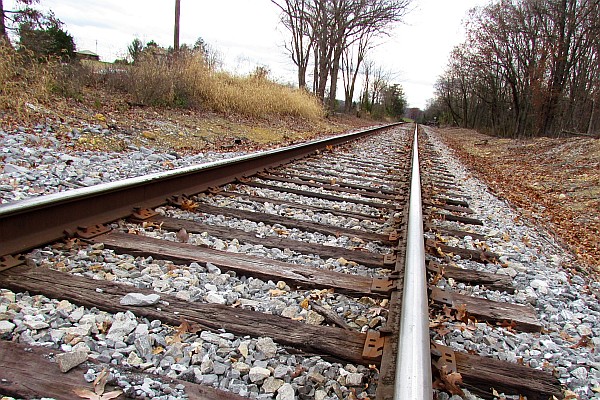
56 350 88 373
0 320 15 335
345 372 364 386
276 383 295 400
23 315 49 330
120 293 160 306
249 366 271 383
262 377 284 393
257 337 278 358
106 312 138 342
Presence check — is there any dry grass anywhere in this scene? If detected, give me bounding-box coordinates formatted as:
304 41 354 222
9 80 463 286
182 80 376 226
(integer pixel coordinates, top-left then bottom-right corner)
114 53 324 120
1 46 324 122
0 45 54 115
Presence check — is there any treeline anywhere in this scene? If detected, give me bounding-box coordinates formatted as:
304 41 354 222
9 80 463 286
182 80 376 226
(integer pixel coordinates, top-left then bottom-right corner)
426 0 600 138
271 0 411 118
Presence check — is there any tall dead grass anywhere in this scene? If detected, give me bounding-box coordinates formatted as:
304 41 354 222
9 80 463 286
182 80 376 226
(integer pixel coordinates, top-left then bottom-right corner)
121 53 324 120
0 45 54 114
1 46 324 121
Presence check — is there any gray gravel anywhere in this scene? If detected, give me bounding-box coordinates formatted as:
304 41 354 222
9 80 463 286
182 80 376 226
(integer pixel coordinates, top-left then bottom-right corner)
424 126 599 399
0 126 246 204
0 125 411 399
4 122 593 399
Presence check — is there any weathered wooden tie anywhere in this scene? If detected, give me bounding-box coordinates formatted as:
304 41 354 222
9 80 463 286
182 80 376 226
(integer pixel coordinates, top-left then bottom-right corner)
0 341 244 400
256 172 398 200
426 239 499 263
92 231 393 298
133 214 388 269
218 190 386 223
237 180 398 210
0 265 374 366
427 261 514 293
430 287 541 332
190 202 395 244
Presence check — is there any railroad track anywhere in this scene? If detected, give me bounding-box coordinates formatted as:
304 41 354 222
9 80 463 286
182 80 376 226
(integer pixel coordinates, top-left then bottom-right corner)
0 124 563 399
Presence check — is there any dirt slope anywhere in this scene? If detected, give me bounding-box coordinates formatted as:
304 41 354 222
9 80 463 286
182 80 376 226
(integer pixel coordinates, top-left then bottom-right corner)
435 127 600 276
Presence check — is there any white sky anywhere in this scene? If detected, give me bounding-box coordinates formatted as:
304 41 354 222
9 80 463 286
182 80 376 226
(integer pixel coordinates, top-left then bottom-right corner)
4 0 489 109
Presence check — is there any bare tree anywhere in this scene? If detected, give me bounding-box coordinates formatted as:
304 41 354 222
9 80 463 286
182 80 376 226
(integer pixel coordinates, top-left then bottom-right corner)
0 0 7 43
1 0 43 45
271 0 314 89
430 0 600 137
325 0 411 110
273 0 412 109
341 33 372 112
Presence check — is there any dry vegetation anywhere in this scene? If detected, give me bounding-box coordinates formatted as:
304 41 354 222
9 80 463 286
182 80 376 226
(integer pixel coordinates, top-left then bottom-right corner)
0 45 54 114
436 127 600 276
0 44 376 151
1 46 323 122
106 53 324 121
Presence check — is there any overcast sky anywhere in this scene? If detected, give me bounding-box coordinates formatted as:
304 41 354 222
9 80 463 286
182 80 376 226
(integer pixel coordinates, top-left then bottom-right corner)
5 0 489 109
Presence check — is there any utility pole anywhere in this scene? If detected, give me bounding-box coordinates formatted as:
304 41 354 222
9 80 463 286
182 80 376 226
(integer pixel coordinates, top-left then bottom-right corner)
174 0 180 52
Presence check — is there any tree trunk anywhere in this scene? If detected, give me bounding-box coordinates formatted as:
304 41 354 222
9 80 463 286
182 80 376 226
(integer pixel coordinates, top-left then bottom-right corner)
588 99 596 135
0 0 9 44
298 64 307 89
327 46 343 111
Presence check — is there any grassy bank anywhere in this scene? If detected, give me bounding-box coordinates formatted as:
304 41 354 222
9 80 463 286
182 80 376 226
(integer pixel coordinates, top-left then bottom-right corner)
0 45 323 121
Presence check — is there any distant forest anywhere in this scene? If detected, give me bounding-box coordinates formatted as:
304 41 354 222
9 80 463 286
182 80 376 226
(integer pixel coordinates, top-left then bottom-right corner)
426 0 600 138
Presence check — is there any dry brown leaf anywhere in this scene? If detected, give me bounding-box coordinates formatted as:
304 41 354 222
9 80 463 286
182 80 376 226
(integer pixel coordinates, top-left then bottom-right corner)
571 335 592 349
73 388 122 400
560 330 577 343
273 228 289 235
442 305 453 318
180 199 199 212
563 389 580 399
440 366 464 396
300 298 309 309
93 368 109 395
269 288 286 297
430 266 445 285
96 320 111 334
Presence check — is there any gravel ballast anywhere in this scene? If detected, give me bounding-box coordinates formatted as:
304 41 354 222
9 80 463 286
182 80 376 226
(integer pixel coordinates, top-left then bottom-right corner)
1 123 596 399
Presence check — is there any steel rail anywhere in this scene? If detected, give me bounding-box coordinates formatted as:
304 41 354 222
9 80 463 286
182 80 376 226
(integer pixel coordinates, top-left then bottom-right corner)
0 123 401 257
394 124 432 399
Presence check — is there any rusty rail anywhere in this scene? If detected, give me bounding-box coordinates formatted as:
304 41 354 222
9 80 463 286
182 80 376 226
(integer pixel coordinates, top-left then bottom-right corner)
0 123 400 257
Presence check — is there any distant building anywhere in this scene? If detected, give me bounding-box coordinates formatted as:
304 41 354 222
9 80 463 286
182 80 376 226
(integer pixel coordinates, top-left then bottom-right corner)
76 50 100 61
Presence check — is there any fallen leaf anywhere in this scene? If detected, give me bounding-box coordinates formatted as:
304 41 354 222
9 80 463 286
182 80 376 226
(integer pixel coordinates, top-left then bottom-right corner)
440 366 464 396
74 388 122 400
269 289 286 297
442 304 453 318
180 199 199 212
273 228 289 235
571 335 592 349
93 368 109 395
300 298 309 309
563 389 580 399
455 304 468 322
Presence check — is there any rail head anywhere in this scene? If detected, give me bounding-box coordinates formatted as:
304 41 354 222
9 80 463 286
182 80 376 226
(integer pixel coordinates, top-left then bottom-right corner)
394 124 433 399
0 123 402 256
